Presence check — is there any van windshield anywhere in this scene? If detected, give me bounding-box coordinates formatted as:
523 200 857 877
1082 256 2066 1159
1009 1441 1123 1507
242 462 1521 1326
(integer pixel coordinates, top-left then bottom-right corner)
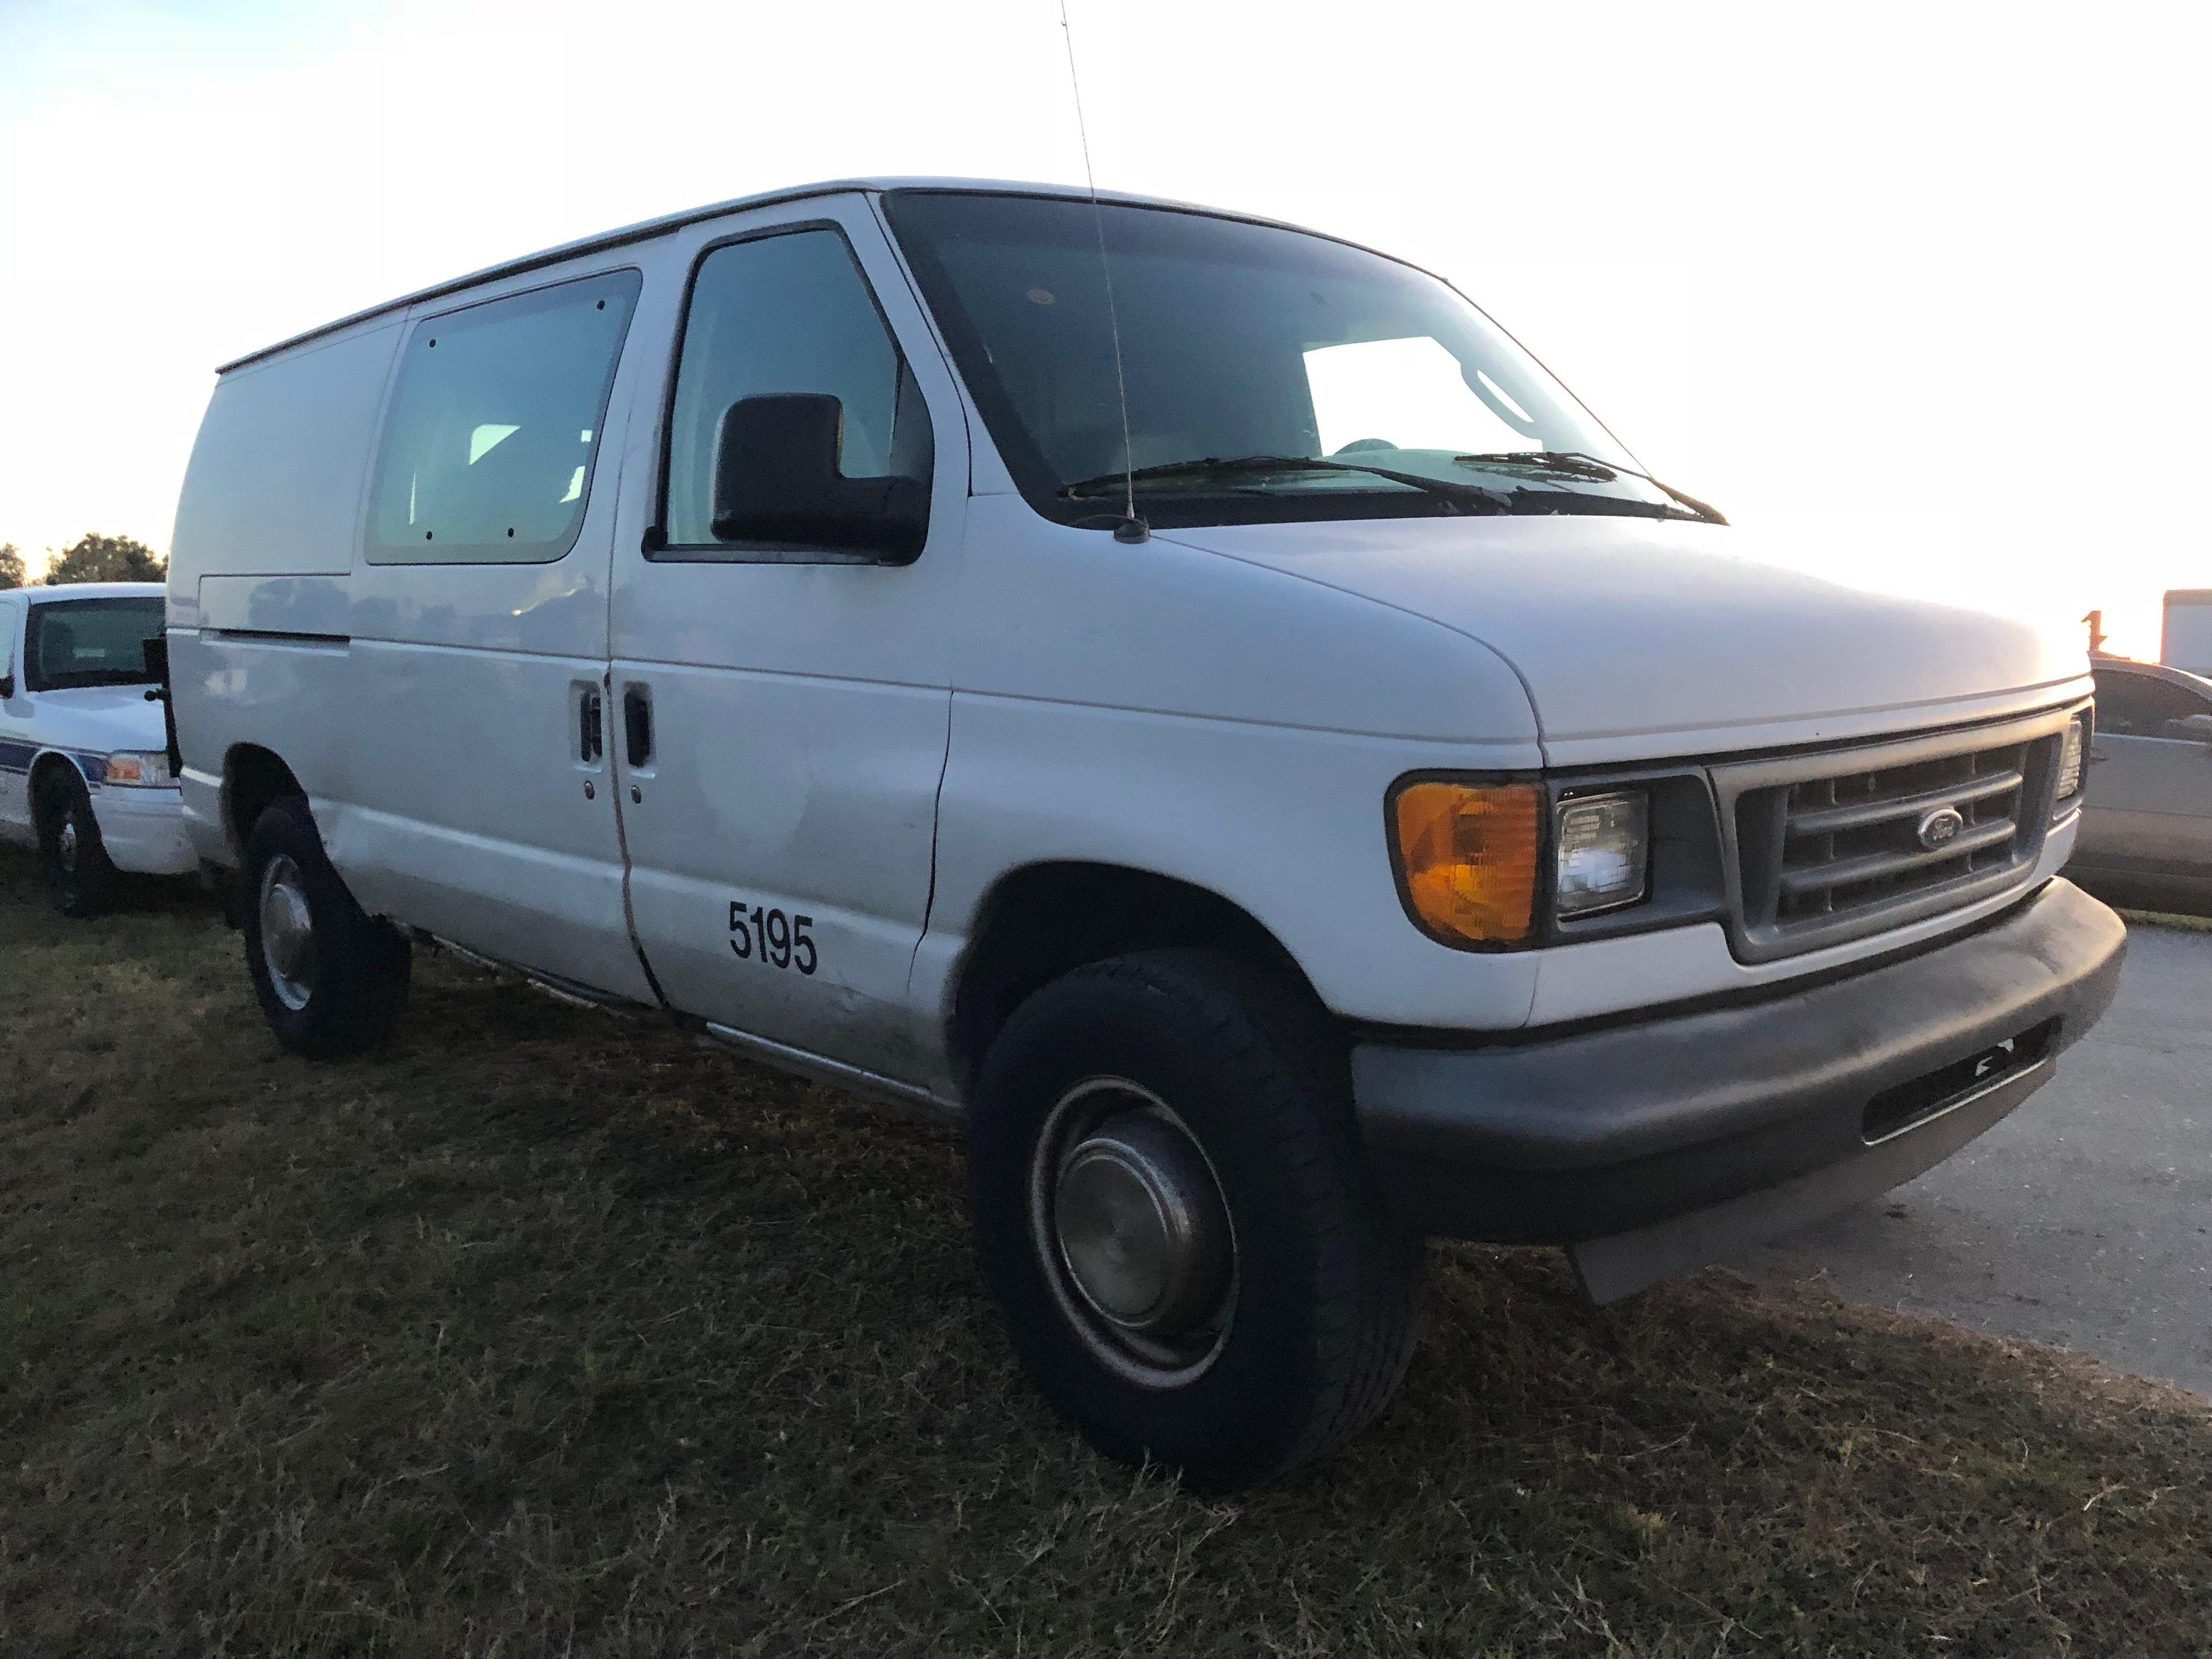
882 190 1690 531
26 597 165 691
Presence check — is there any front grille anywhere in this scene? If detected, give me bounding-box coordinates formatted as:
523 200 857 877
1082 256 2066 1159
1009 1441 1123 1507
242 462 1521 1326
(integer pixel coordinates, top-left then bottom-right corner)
1717 709 2072 963
1771 742 2032 920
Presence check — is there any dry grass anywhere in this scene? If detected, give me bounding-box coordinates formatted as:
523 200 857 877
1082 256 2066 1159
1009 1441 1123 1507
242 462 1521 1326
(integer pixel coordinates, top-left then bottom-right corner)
2 846 2207 1657
2119 907 2212 934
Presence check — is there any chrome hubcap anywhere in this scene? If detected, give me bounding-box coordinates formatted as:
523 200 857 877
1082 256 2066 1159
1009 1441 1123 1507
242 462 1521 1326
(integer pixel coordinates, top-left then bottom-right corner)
1031 1078 1237 1388
257 854 316 1011
56 817 78 873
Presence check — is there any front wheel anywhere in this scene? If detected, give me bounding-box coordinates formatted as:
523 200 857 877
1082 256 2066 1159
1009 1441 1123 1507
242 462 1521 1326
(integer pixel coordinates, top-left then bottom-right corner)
37 769 121 918
968 949 1424 1488
241 796 411 1056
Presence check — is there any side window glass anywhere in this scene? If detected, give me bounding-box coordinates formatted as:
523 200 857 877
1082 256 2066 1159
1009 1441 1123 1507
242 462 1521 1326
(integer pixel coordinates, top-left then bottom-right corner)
367 269 641 565
661 227 933 561
2093 673 2143 734
2096 672 2205 737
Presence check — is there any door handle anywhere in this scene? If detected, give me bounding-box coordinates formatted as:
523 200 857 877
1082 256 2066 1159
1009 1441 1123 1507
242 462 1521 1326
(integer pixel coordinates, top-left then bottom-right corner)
622 684 653 769
579 687 604 763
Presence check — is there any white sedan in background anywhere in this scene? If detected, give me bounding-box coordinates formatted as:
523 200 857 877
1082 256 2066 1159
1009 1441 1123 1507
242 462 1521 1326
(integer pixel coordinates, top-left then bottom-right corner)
0 582 194 915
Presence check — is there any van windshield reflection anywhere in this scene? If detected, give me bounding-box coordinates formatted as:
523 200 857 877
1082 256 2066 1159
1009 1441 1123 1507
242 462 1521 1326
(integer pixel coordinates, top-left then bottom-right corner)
883 191 1711 530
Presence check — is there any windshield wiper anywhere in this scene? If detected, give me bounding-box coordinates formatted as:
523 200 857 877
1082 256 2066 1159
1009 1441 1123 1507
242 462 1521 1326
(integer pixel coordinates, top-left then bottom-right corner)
1063 454 1514 513
1455 451 1728 525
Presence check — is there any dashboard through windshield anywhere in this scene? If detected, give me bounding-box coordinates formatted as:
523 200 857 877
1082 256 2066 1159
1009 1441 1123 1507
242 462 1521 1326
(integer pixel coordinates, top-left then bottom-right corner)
883 191 1693 531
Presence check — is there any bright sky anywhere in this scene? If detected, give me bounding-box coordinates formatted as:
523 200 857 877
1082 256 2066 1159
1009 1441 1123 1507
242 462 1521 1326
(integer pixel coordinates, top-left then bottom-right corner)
2 0 2203 658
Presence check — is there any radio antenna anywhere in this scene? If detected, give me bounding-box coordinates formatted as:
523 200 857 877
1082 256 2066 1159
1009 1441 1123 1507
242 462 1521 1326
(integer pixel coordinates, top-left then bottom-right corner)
1058 0 1147 543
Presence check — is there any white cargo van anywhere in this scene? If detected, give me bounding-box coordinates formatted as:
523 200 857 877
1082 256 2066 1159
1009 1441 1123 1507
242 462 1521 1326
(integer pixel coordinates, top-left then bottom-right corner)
168 178 2125 1485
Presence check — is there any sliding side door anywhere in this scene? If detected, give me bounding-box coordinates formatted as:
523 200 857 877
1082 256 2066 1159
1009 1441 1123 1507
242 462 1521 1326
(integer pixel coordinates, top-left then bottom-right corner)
339 263 656 1001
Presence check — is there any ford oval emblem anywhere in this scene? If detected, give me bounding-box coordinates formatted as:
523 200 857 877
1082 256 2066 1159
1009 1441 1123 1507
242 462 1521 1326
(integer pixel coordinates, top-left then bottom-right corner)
1916 805 1966 851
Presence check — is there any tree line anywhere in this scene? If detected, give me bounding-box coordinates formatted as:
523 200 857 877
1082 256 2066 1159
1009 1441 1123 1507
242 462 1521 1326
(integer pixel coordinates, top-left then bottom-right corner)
0 534 165 590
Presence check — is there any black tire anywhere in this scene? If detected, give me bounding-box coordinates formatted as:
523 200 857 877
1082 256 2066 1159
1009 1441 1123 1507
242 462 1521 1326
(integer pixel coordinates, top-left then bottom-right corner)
968 948 1424 1488
36 768 122 918
240 794 411 1056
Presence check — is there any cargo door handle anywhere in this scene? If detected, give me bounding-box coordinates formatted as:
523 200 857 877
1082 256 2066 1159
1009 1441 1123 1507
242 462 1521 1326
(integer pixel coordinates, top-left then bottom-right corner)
579 687 604 763
622 685 653 768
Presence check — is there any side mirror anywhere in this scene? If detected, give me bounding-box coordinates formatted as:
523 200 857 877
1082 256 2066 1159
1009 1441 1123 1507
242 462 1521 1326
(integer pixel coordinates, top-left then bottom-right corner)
710 393 927 563
0 620 14 699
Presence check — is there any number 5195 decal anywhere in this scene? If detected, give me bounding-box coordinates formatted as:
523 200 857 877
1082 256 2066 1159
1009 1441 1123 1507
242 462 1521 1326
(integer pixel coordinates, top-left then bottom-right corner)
729 901 817 975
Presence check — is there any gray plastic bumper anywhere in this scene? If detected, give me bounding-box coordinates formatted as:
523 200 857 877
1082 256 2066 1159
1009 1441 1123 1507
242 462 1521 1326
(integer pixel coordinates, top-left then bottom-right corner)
1351 878 2128 1301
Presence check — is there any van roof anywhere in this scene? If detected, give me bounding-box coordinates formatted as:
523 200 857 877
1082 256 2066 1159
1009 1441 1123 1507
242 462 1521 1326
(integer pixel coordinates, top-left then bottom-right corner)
215 176 1330 376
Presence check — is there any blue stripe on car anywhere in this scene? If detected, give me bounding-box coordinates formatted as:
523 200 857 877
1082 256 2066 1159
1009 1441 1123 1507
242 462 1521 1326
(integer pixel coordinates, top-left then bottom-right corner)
0 741 107 785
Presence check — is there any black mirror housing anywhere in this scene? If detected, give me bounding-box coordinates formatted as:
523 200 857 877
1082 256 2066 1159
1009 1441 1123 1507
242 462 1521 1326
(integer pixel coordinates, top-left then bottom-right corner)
709 393 928 563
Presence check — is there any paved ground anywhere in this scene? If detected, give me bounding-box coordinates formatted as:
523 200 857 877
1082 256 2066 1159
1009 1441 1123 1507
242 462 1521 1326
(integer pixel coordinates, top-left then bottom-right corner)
1738 918 2212 1397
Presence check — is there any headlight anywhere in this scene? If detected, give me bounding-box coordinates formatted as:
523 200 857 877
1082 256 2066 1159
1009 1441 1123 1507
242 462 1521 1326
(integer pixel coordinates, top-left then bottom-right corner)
1390 779 1541 946
1554 790 1650 918
2054 713 2086 804
103 750 173 787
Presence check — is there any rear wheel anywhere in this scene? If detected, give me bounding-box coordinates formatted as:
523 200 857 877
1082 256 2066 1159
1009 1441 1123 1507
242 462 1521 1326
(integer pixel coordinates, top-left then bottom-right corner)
241 795 411 1056
36 769 120 918
968 948 1425 1488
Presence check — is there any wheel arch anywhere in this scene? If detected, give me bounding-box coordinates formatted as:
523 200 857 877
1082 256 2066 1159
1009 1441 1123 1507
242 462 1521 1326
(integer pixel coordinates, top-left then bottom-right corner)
946 859 1328 1091
221 743 306 854
27 749 92 827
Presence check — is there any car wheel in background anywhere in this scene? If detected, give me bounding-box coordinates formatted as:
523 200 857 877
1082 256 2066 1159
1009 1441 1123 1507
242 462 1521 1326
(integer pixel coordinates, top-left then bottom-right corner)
967 948 1425 1488
241 794 411 1057
36 768 122 918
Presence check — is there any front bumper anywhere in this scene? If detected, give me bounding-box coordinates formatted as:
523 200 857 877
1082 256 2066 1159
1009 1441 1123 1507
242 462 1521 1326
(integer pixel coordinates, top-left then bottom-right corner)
92 785 196 876
1351 878 2127 1301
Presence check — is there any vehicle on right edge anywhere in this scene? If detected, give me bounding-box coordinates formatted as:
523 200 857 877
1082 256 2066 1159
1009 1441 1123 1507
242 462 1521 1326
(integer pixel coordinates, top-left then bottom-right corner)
165 179 2128 1487
2071 654 2212 914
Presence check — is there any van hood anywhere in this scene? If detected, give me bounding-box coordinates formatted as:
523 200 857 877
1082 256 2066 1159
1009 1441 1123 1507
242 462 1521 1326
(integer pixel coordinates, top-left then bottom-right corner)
1156 515 2089 764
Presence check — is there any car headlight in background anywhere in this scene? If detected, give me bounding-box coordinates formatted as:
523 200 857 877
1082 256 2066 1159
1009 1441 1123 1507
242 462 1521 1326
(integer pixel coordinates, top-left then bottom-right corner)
1390 779 1541 946
1555 790 1650 918
2054 713 2087 805
103 750 173 787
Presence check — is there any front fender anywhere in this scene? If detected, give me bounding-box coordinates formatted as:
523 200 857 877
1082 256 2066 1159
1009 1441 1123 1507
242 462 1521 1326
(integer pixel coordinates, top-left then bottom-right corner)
922 698 1547 1035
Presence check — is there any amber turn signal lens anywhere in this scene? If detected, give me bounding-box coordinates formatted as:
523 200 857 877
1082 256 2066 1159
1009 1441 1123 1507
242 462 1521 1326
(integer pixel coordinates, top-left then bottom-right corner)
1391 780 1543 946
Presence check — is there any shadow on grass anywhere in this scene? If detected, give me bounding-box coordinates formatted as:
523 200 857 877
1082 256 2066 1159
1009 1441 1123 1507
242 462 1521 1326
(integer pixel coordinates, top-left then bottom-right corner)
1 848 2206 1657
